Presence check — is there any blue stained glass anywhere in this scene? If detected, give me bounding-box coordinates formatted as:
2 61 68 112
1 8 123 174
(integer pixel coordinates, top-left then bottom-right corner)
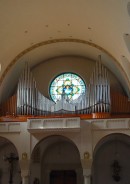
49 73 86 103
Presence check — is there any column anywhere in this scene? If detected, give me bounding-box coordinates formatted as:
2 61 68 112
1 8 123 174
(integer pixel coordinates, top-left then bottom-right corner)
81 157 92 184
20 158 30 184
84 175 91 184
21 170 29 184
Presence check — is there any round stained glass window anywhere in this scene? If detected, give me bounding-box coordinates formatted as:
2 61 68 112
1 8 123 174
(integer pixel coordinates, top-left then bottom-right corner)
49 73 86 103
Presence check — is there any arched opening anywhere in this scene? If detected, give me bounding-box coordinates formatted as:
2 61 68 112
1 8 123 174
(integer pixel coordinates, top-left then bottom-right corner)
0 136 21 184
30 135 83 184
92 133 130 184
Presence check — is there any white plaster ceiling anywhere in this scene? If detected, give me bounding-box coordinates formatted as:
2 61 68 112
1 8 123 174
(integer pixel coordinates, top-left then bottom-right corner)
0 0 130 102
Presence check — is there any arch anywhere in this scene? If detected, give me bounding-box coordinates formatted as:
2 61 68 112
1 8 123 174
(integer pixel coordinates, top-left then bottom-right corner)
121 55 130 79
93 133 130 158
0 136 21 184
0 38 122 86
92 133 130 184
31 134 81 156
0 38 130 102
0 135 19 152
30 135 83 184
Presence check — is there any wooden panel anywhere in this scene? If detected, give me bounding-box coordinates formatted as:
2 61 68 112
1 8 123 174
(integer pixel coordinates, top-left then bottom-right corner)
0 94 17 116
111 92 130 114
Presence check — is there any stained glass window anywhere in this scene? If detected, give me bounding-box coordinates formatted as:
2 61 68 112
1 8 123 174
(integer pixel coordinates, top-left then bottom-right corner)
49 73 86 103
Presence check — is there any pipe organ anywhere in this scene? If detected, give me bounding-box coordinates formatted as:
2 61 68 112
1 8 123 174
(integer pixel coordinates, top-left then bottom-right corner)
17 63 55 115
89 56 111 113
3 57 130 118
16 58 111 116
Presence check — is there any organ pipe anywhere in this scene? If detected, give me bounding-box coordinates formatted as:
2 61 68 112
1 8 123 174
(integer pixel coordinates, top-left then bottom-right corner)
17 58 111 116
2 58 130 117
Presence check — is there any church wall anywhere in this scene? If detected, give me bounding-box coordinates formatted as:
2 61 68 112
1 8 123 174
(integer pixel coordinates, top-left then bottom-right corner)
91 119 130 151
32 56 125 98
0 119 130 161
0 122 30 159
0 118 130 183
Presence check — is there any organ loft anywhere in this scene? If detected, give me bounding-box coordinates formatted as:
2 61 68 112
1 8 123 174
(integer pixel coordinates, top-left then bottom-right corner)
0 56 130 120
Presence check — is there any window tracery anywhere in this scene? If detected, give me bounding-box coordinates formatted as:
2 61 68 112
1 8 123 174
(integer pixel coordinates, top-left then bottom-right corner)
49 73 86 103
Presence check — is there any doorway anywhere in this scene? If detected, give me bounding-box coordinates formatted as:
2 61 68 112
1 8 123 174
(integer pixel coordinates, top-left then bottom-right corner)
30 135 83 184
50 170 76 184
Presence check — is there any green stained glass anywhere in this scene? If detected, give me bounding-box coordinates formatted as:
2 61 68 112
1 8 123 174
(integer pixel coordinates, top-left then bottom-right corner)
49 73 86 103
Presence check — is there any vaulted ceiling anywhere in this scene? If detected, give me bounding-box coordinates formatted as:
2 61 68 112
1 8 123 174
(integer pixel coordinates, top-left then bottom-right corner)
0 0 130 103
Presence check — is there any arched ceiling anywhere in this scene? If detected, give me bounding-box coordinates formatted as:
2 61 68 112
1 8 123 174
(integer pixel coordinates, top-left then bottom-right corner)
0 0 130 102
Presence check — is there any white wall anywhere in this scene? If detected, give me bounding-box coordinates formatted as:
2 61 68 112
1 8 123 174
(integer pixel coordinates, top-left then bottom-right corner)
0 118 130 183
